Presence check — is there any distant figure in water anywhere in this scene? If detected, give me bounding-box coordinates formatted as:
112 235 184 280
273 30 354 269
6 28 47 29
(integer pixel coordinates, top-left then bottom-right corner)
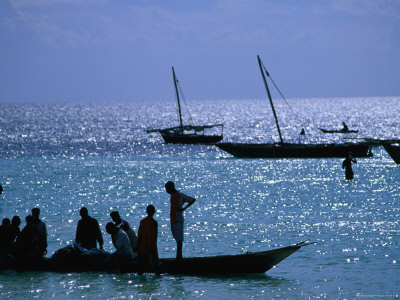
298 128 305 143
0 184 3 195
342 152 357 180
137 205 159 275
165 181 196 260
341 122 349 133
76 207 104 251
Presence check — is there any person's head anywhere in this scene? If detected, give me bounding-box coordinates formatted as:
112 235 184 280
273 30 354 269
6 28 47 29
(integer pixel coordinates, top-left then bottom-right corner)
2 218 10 226
105 222 118 235
347 151 353 159
11 216 21 227
80 207 89 219
146 205 156 217
25 215 34 225
31 207 40 219
110 211 121 224
165 181 176 194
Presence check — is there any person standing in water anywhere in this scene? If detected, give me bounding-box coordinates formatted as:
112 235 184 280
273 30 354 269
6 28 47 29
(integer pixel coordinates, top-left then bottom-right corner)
342 152 357 180
165 181 196 260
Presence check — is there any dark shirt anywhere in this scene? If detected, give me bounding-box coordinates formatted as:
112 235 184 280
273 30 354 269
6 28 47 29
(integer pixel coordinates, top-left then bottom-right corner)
75 216 103 250
32 219 47 254
15 224 38 257
9 224 20 243
137 216 158 260
0 224 11 251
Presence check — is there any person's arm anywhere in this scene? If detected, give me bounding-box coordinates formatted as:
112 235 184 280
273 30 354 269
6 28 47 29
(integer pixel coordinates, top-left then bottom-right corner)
75 221 81 244
181 194 196 212
95 221 104 250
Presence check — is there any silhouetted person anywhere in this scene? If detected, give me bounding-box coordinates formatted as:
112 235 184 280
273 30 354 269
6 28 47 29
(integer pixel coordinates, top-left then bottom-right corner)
0 218 11 254
342 122 349 133
0 184 3 195
165 181 196 260
31 208 47 256
75 207 104 250
105 222 133 270
15 215 41 259
342 152 357 180
137 205 159 275
10 216 21 243
110 211 138 254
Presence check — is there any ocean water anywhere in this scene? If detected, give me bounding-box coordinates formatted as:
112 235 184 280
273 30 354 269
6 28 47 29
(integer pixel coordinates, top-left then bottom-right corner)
0 97 399 299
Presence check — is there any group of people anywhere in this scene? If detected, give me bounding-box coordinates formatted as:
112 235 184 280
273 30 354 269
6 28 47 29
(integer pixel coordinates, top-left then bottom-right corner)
0 181 196 274
0 208 47 263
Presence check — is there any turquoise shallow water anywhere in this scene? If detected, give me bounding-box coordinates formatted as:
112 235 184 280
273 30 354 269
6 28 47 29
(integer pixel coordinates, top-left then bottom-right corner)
0 98 399 299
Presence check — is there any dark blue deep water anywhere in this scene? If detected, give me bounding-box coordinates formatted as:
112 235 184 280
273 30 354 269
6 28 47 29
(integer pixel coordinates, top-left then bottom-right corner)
0 98 399 299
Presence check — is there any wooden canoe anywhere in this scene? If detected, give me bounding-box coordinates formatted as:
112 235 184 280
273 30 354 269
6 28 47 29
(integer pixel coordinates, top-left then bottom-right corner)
5 242 313 275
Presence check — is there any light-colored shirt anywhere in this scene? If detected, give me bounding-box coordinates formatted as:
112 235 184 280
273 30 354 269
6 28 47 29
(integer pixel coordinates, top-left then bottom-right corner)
170 191 195 224
119 220 138 252
113 229 134 259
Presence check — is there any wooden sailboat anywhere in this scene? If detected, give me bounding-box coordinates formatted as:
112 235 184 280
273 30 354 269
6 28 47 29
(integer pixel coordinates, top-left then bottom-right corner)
147 67 223 144
215 56 371 158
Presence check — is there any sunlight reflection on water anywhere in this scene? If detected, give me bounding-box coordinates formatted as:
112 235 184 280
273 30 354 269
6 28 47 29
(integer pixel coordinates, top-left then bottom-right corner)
0 98 399 298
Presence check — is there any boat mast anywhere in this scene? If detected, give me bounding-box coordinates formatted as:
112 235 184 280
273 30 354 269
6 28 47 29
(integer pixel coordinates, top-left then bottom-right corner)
172 67 184 129
257 55 284 144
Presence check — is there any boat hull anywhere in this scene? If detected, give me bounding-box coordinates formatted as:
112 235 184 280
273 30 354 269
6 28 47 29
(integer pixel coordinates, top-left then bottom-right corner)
216 142 371 158
158 245 300 275
382 143 400 164
4 245 302 275
319 128 359 134
161 132 223 144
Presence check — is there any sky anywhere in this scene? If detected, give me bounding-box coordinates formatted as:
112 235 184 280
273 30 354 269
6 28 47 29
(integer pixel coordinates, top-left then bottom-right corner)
0 0 400 103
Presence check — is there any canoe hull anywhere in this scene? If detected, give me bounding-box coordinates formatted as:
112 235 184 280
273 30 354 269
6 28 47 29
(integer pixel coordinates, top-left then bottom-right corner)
5 245 303 275
216 142 371 158
158 245 301 275
319 128 359 134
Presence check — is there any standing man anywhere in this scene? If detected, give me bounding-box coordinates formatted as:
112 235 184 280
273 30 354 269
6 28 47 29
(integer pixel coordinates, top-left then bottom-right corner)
137 205 159 274
75 207 104 250
165 181 196 260
31 208 47 256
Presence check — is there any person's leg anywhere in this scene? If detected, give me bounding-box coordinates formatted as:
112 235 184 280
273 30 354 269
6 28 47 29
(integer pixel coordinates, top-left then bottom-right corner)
176 241 183 260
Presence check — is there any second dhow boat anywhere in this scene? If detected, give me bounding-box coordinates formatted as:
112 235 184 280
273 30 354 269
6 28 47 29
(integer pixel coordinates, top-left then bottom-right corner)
147 67 223 144
216 56 371 158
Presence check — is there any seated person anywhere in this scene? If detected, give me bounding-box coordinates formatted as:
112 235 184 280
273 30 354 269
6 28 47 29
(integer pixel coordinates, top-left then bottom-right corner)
105 222 134 270
75 207 104 250
15 215 42 260
110 211 138 255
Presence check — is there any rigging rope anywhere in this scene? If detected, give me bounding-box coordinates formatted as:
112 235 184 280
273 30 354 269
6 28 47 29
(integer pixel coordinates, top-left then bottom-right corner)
176 79 194 126
261 62 320 134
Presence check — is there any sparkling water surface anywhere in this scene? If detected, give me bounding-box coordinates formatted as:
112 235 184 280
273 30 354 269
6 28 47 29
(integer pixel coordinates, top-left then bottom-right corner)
0 98 399 299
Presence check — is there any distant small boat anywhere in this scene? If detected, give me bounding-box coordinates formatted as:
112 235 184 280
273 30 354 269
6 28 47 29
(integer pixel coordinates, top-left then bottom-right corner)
215 56 371 158
319 127 359 134
146 67 223 144
7 241 314 275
